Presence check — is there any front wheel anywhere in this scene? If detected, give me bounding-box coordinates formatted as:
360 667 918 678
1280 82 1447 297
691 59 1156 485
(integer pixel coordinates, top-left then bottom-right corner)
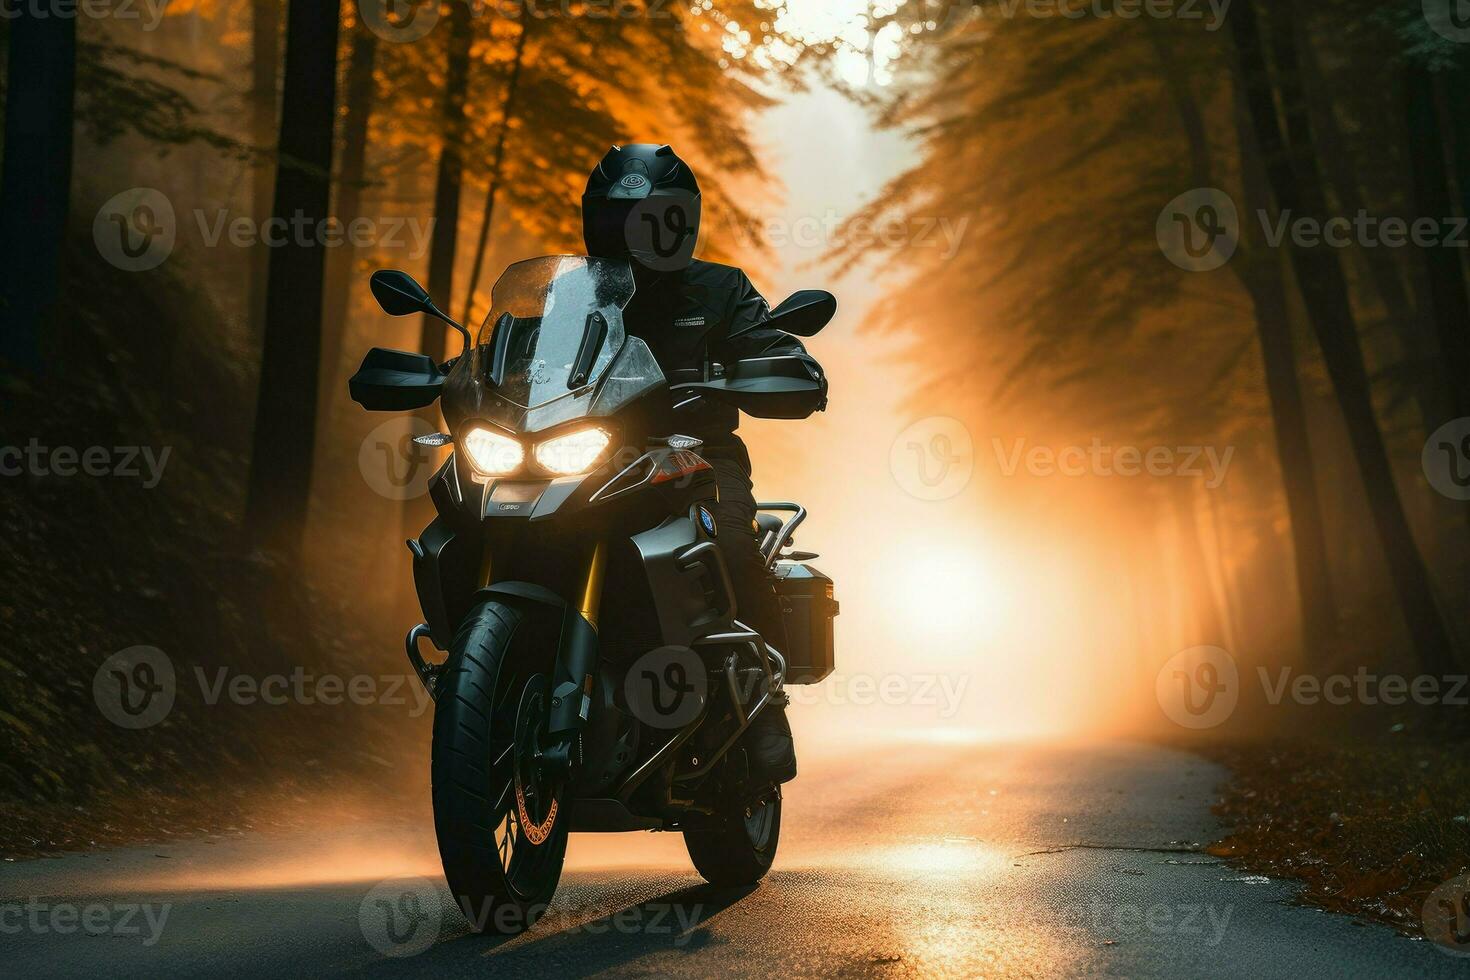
430 600 569 934
683 786 781 886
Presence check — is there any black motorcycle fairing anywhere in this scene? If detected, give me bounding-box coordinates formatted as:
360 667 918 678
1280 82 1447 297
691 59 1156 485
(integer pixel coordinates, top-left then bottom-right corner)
410 514 480 651
349 347 444 411
631 515 738 647
673 353 828 420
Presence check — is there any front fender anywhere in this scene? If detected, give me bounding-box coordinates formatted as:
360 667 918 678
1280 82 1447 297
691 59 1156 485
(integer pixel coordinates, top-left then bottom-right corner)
473 582 599 738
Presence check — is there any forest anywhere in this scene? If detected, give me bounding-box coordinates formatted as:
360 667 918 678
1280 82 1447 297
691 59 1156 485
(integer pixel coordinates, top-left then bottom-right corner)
2 0 1469 952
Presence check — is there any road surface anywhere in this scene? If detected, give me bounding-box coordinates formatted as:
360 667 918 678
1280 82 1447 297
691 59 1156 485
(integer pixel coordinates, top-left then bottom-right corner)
1 740 1458 977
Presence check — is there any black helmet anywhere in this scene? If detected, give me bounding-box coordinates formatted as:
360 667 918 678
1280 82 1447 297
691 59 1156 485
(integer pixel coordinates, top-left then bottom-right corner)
582 143 701 273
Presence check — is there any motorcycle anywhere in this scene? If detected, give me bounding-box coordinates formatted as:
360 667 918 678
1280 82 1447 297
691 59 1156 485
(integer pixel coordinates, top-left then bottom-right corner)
349 255 840 933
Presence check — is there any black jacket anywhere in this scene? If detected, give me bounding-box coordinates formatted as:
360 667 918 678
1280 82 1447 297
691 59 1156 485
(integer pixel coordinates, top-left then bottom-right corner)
622 259 808 449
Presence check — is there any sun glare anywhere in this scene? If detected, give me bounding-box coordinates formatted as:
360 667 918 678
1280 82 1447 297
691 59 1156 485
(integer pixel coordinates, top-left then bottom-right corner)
893 546 1006 647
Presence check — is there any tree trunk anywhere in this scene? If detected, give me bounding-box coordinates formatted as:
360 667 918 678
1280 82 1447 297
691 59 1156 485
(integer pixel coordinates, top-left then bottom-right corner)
1170 480 1229 650
1405 67 1470 424
1148 19 1336 662
1296 25 1447 435
460 14 533 327
249 0 282 349
403 0 474 541
320 24 378 416
1230 0 1459 674
244 0 343 560
419 0 474 363
1233 79 1338 663
0 10 75 370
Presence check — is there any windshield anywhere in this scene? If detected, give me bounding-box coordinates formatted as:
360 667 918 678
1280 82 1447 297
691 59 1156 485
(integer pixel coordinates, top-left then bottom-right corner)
476 256 633 408
442 256 666 434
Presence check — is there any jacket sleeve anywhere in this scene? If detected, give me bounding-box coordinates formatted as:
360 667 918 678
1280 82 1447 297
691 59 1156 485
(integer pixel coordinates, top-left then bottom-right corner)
714 270 809 362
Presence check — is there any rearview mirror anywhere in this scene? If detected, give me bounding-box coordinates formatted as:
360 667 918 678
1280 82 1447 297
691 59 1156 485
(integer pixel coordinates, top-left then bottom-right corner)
767 289 836 338
371 270 433 316
370 269 471 352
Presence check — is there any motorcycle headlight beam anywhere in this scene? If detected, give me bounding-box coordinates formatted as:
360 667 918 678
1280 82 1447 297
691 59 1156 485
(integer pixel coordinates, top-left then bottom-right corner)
462 426 524 476
534 427 612 476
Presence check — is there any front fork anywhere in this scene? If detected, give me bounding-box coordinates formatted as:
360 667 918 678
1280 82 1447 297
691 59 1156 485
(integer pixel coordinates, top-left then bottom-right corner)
405 537 607 713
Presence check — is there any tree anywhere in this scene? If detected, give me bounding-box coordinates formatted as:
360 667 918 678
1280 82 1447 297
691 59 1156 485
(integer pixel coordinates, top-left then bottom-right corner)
244 0 343 560
250 0 282 348
418 0 475 365
319 14 379 407
460 12 533 326
0 11 76 370
1230 0 1459 674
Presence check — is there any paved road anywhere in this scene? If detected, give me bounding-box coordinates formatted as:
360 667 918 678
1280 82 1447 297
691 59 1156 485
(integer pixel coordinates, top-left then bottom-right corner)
1 740 1458 978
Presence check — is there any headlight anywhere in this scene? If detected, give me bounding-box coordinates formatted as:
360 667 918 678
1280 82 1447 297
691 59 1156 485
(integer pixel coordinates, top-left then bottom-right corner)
535 427 612 476
463 426 523 475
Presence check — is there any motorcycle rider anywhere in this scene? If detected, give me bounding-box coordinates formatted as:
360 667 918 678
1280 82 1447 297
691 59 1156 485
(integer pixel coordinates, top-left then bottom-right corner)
582 143 812 785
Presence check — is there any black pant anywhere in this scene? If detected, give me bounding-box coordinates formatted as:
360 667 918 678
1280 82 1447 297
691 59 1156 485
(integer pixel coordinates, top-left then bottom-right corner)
704 442 785 653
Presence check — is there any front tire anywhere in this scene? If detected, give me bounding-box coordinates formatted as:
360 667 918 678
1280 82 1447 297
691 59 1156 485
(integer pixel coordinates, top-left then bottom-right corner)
683 787 781 886
431 600 569 934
